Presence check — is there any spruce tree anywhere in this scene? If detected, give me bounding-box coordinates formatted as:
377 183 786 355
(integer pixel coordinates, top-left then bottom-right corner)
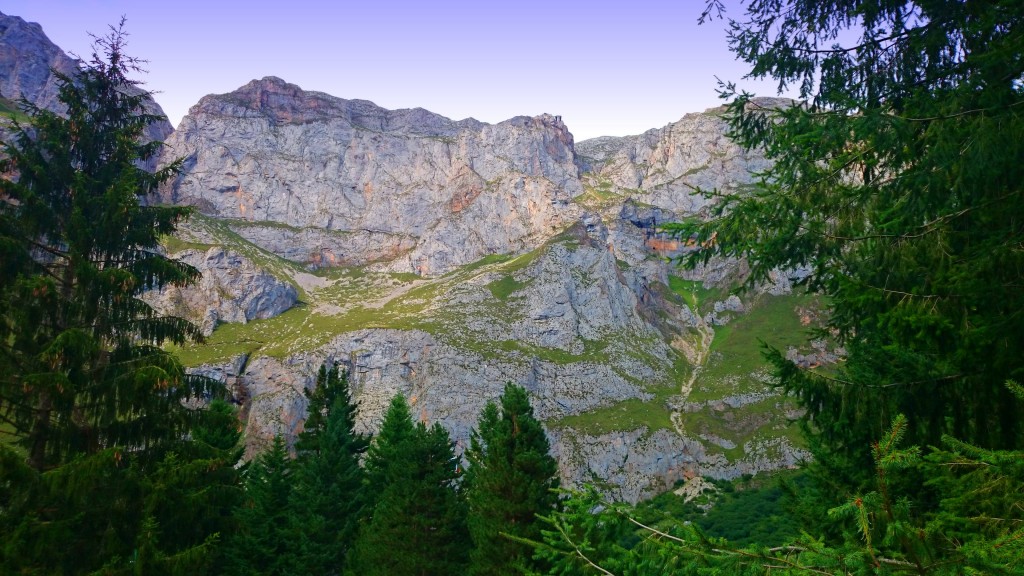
353 394 468 576
0 22 227 574
140 399 243 575
290 363 368 575
676 0 1024 488
0 22 208 472
464 383 559 576
224 436 297 576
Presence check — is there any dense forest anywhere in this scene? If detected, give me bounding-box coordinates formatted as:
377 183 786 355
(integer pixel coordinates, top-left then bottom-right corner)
2 0 1023 574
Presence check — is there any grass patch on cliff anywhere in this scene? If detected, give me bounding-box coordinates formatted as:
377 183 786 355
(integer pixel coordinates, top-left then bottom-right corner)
555 395 676 436
680 401 805 463
160 234 215 254
172 250 530 366
665 291 821 463
574 184 623 211
667 275 727 314
0 97 30 123
487 275 530 301
172 299 439 366
548 349 690 436
687 292 824 403
220 217 304 232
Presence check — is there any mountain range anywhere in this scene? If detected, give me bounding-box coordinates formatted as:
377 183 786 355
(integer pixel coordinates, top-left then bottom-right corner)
0 11 832 502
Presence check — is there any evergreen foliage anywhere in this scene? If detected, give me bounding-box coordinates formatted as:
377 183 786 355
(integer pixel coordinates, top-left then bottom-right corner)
0 22 233 574
531 2 1024 573
353 394 468 576
634 474 804 548
0 22 209 473
534 408 1024 574
464 383 560 575
223 436 297 576
672 0 1024 490
290 363 368 575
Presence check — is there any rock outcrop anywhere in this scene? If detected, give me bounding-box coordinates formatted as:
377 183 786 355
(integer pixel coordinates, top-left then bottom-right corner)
0 11 173 168
576 104 772 213
145 246 298 335
0 11 78 112
156 77 582 275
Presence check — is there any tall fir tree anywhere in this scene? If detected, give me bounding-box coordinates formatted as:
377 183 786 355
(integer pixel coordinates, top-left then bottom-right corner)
673 0 1024 491
0 22 228 574
0 22 208 472
464 383 559 576
353 394 468 576
224 436 297 576
290 363 369 575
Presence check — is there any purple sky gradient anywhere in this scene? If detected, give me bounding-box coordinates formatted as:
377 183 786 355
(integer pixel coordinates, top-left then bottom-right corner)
6 0 787 141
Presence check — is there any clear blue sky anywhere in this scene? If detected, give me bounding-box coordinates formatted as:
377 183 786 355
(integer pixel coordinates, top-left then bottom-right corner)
5 0 784 141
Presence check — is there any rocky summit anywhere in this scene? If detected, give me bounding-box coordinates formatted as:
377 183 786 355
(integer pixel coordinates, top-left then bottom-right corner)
0 11 173 168
155 76 582 275
3 15 828 503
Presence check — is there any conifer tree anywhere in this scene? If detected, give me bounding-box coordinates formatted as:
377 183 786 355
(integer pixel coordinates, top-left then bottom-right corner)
464 383 559 576
290 363 368 575
675 0 1024 489
0 22 228 574
353 394 468 576
0 22 209 472
224 436 297 576
140 399 243 575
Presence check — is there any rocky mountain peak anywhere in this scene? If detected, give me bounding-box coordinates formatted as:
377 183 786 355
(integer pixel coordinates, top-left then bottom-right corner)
200 75 346 125
160 77 584 274
194 75 485 137
0 11 79 111
0 11 173 167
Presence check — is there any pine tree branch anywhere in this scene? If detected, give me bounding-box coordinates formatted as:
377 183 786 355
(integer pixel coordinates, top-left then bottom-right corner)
551 521 615 576
804 370 967 389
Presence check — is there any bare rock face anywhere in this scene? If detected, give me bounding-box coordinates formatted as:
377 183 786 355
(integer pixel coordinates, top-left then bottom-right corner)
0 11 78 112
145 247 298 335
0 12 173 167
207 219 677 457
576 105 772 214
550 427 807 504
156 77 582 274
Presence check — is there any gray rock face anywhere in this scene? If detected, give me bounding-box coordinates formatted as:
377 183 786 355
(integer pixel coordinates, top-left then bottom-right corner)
156 77 582 274
576 105 772 214
0 11 173 168
553 426 807 503
0 11 78 112
145 247 298 335
206 220 679 457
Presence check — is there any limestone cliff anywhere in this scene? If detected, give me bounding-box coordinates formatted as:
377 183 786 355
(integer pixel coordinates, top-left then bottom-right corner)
0 11 78 112
575 105 772 214
0 11 174 168
144 245 298 336
156 77 582 275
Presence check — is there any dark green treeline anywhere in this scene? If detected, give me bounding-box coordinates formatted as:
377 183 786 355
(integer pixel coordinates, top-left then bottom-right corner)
225 372 559 576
